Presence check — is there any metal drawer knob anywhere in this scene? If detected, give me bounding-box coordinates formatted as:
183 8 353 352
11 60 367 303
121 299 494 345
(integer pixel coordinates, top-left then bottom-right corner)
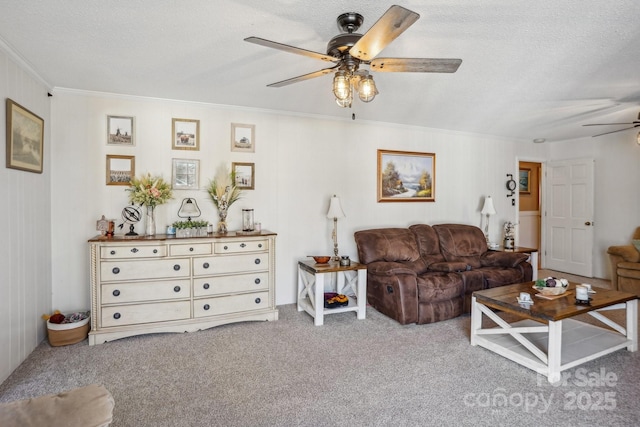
189 247 194 252
174 286 181 292
131 248 139 253
203 262 210 269
173 264 181 271
203 283 210 290
240 243 246 248
254 278 261 285
254 258 261 265
113 313 121 319
112 289 120 297
258 244 262 248
112 267 120 274
203 304 210 311
153 249 158 254
255 298 261 304
223 246 228 250
110 250 116 255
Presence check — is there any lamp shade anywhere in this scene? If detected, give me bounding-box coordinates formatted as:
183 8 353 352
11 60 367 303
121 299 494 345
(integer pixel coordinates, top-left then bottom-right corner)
326 195 345 219
481 196 496 215
178 198 201 219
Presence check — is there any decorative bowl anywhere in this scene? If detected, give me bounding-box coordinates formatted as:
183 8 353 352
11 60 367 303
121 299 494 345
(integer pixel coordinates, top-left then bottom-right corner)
311 256 331 264
533 277 569 296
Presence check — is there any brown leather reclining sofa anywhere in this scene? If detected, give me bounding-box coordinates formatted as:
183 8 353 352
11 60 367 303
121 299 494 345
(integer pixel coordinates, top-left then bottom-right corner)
354 223 533 325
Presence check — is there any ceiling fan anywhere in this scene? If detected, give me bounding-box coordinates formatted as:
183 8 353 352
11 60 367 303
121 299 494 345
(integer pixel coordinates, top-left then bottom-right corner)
244 5 462 107
583 112 640 137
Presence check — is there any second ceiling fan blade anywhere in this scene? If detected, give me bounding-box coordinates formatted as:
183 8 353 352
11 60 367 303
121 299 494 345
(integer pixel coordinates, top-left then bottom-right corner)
245 37 336 63
591 125 640 137
370 57 462 73
583 122 636 126
350 5 420 61
267 66 339 87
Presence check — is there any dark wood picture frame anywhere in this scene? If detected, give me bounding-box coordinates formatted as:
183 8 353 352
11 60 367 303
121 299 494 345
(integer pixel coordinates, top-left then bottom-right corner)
519 168 531 193
377 149 436 202
6 98 44 173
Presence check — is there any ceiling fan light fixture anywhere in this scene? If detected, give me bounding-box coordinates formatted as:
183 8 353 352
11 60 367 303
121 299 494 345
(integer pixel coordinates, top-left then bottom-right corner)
357 75 378 102
335 93 352 108
332 71 351 101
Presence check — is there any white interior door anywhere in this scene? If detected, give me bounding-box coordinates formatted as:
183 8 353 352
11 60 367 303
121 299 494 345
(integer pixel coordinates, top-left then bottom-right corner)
543 158 595 276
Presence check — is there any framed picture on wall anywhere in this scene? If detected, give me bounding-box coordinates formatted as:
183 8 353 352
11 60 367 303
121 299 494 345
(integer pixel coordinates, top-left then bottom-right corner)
107 115 135 146
519 168 531 193
231 123 255 153
377 149 436 202
106 154 135 185
172 158 200 190
232 162 255 190
6 98 44 173
172 118 200 150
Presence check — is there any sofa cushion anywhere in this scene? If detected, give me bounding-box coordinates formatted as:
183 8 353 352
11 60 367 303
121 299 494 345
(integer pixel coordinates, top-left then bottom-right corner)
355 228 420 264
433 224 488 268
607 245 640 263
409 224 446 265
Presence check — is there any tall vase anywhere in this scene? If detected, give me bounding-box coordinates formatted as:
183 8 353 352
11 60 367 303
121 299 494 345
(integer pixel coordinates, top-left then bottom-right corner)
145 205 156 236
217 207 228 234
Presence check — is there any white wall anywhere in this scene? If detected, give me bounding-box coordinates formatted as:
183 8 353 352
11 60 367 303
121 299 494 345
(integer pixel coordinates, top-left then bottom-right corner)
0 48 52 383
50 89 551 310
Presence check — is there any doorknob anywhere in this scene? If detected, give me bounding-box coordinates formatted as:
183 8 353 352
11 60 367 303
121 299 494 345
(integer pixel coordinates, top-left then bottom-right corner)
585 221 592 226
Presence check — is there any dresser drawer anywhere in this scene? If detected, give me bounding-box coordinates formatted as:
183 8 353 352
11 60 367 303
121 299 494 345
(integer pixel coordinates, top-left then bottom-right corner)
101 245 166 259
101 258 190 282
193 272 269 297
169 243 212 256
214 239 269 254
102 279 191 304
193 253 268 275
101 301 191 327
194 291 269 317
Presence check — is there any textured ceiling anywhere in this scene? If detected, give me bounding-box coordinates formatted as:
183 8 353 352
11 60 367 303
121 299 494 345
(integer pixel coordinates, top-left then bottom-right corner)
1 1 640 142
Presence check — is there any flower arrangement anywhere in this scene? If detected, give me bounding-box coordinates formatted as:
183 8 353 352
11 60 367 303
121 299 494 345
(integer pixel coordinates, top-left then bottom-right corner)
504 221 515 238
207 165 242 233
126 173 173 207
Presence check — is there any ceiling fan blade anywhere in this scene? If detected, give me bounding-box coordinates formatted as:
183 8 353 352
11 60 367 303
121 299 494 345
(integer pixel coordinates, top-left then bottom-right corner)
583 122 635 126
267 65 339 88
591 125 639 137
349 5 420 61
370 57 462 73
245 37 336 63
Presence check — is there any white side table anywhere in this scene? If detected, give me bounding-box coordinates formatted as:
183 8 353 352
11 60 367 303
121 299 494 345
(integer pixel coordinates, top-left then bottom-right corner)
297 260 367 326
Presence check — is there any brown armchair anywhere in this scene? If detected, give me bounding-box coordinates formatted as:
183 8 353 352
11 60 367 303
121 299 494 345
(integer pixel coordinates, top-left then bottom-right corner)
607 227 640 296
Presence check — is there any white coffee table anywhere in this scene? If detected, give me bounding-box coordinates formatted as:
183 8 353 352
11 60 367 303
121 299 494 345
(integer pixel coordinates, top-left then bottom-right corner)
471 282 637 383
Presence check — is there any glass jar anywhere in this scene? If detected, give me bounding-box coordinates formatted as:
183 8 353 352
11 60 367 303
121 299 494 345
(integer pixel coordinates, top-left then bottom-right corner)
242 209 254 231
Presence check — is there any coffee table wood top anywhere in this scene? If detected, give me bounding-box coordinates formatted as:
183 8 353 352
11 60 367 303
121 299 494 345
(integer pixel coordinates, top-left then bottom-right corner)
473 282 637 322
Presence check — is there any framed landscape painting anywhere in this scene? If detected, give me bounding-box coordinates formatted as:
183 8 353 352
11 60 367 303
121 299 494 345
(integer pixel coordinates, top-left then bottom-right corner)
377 149 435 202
172 118 199 150
6 98 44 173
231 123 255 153
519 168 531 193
107 115 134 146
106 154 135 185
232 162 255 190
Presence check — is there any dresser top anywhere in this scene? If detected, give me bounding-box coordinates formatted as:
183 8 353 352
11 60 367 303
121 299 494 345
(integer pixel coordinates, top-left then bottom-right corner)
88 230 276 243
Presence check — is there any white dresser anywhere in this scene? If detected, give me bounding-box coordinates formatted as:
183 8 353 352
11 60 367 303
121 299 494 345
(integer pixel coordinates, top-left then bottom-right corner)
88 231 278 345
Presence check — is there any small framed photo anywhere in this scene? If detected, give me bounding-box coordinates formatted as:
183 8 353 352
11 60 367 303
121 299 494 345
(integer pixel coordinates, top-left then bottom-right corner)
172 158 200 190
519 168 531 193
172 118 199 150
232 162 255 190
107 115 134 146
377 149 436 202
106 154 135 186
231 123 255 153
6 98 44 173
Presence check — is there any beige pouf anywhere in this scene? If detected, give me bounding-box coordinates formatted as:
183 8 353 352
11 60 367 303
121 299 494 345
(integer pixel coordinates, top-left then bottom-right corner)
0 384 114 427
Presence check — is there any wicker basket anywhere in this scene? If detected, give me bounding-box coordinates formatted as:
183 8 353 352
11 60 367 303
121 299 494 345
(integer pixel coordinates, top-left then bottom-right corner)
47 317 90 347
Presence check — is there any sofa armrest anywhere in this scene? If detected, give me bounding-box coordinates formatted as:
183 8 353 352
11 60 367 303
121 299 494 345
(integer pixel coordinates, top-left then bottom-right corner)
607 245 640 263
429 261 469 272
480 251 529 268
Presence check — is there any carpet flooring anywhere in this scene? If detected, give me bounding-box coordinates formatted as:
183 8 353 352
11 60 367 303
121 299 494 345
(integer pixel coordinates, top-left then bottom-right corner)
1 271 638 427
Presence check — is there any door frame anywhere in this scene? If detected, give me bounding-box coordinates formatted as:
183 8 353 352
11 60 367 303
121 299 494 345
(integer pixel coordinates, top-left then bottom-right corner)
515 156 546 268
